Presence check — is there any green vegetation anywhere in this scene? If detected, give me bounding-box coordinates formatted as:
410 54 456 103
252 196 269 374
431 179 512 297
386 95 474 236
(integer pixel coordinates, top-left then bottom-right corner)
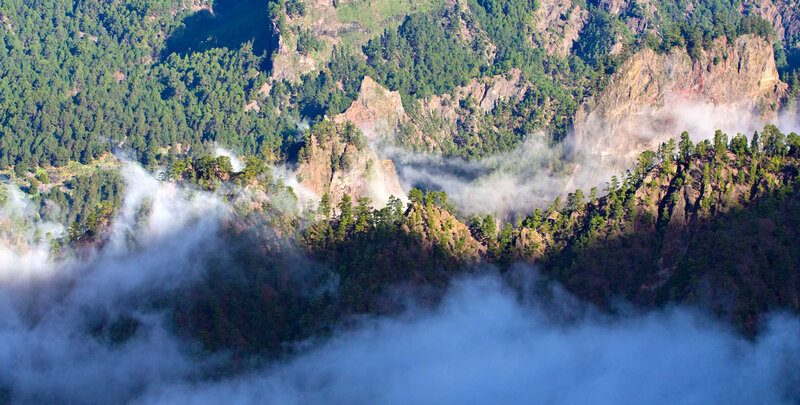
25 168 126 246
0 0 789 171
9 121 799 354
0 0 305 172
165 0 276 63
208 125 799 350
364 8 485 102
508 125 800 333
2 0 800 367
334 0 443 48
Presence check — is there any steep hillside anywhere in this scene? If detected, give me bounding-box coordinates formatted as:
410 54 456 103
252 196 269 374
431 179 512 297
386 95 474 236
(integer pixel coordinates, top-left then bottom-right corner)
572 35 787 161
11 124 800 357
6 0 798 174
295 120 403 206
332 70 534 156
299 125 800 337
401 201 487 262
270 0 444 82
534 0 589 56
409 68 532 154
333 76 408 141
515 127 800 333
744 0 800 42
8 1 800 401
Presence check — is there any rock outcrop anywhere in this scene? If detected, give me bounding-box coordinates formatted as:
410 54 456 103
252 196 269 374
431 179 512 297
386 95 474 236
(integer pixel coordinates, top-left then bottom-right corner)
426 68 529 115
269 0 339 83
334 76 408 141
571 35 788 161
407 68 530 152
744 0 800 42
268 0 418 83
534 0 589 56
605 0 659 33
271 32 319 83
295 121 404 206
332 73 530 155
402 202 487 262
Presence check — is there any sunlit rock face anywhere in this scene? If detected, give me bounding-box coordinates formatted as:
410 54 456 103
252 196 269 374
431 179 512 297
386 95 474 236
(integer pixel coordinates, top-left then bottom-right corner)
572 35 788 163
295 121 404 207
335 76 408 142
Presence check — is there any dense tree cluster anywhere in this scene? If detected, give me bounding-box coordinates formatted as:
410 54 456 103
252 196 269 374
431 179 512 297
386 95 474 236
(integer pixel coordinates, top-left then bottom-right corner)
11 121 798 356
0 0 790 172
466 0 599 143
363 8 486 103
27 169 124 246
0 0 303 173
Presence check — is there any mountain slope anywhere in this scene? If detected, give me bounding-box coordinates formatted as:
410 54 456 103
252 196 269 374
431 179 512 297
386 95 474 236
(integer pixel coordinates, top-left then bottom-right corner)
573 34 787 160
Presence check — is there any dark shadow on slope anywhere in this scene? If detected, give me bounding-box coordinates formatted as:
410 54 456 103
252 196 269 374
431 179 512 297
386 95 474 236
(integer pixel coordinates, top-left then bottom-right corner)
177 178 800 356
165 152 800 356
539 176 800 337
172 206 476 357
164 0 278 71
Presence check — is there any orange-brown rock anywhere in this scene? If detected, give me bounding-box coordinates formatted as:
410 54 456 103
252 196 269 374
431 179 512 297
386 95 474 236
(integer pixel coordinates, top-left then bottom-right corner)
572 35 788 162
334 76 408 141
295 121 404 206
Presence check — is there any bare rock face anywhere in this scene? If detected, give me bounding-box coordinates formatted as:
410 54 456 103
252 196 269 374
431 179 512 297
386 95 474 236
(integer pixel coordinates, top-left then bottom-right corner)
597 0 658 34
572 35 788 162
459 68 529 113
269 0 339 83
743 0 800 42
295 121 404 206
333 71 531 154
423 68 528 116
271 40 318 83
334 76 408 141
535 0 589 56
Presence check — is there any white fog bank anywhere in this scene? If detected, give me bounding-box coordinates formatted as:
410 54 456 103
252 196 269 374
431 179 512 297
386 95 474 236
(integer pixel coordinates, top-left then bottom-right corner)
1 164 799 405
385 101 800 218
138 274 800 405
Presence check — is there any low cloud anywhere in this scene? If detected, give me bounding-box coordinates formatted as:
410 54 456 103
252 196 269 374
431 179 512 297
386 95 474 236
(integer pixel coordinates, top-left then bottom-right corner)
136 270 800 405
2 164 799 405
383 99 800 218
0 186 64 282
0 164 228 404
213 145 245 172
384 137 614 217
572 97 800 161
272 164 319 211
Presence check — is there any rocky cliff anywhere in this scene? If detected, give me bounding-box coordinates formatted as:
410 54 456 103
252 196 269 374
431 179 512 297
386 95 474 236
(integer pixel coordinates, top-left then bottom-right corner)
297 125 800 334
331 72 530 154
334 76 408 141
295 121 404 206
534 0 589 56
269 0 439 83
744 0 800 42
572 35 788 162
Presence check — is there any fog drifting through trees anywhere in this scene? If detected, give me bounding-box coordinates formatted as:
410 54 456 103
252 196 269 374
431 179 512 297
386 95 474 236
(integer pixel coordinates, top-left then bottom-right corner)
1 164 799 404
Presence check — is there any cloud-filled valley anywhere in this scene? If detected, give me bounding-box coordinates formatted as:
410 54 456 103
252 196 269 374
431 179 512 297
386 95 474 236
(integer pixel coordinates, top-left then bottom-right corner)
387 100 800 218
140 275 800 405
1 165 799 404
5 0 800 403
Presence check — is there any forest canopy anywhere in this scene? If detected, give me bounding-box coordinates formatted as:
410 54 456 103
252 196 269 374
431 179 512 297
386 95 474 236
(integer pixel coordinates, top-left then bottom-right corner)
0 0 789 171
